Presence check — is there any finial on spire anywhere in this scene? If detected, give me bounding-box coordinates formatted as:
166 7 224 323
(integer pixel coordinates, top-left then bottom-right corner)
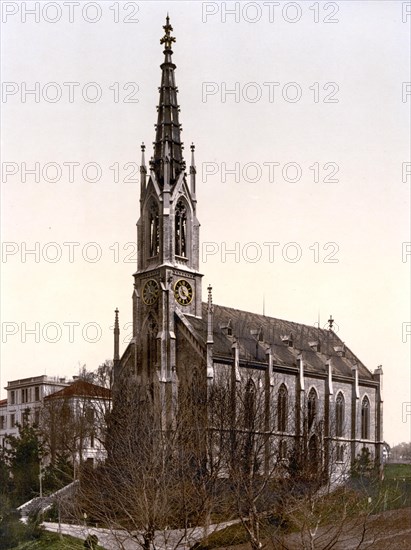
207 284 213 311
328 315 334 330
160 14 176 51
141 142 145 153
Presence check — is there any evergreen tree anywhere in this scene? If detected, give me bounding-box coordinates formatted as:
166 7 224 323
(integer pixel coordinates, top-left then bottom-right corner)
3 409 44 506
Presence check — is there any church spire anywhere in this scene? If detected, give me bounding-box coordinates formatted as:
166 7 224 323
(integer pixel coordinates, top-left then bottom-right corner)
153 15 184 187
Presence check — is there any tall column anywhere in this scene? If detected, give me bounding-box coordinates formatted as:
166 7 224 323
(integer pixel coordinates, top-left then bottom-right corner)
206 285 214 380
351 364 360 465
374 366 384 476
324 359 334 480
296 354 305 460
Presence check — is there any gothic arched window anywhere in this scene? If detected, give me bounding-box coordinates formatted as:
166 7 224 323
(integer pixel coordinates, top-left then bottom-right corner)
308 388 318 430
244 379 256 430
149 201 160 257
277 384 288 432
279 439 287 460
335 392 345 437
361 396 370 439
146 315 158 374
309 435 318 462
175 200 187 257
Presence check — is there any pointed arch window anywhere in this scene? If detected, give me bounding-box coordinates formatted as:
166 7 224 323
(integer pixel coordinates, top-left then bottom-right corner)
279 439 287 460
361 396 370 439
175 200 187 257
335 392 345 437
308 388 318 430
277 384 288 432
244 379 256 430
149 201 160 257
309 435 318 463
147 315 158 373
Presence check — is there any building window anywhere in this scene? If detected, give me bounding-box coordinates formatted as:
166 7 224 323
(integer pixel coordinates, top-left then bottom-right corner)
175 200 187 257
85 408 95 424
34 410 40 425
0 416 5 430
279 439 287 460
10 391 15 405
336 444 344 462
22 388 29 404
22 409 30 426
361 396 370 439
146 315 159 374
335 392 345 437
35 386 40 401
308 388 318 430
277 384 288 432
90 432 95 448
244 379 256 430
148 201 160 257
10 414 16 428
308 435 319 464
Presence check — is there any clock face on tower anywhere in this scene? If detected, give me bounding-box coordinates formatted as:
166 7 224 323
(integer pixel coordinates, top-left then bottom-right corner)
174 279 193 306
142 279 160 305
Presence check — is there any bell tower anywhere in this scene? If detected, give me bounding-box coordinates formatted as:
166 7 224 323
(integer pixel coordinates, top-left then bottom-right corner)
132 16 202 385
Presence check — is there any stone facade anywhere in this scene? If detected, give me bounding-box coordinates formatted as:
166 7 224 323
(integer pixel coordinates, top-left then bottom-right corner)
112 17 383 479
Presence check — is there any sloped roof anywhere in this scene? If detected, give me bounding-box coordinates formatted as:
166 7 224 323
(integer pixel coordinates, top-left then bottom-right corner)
187 303 373 381
0 398 7 408
44 379 111 400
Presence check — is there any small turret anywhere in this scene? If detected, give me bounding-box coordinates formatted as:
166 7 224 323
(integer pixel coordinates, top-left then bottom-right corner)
140 142 146 198
206 284 214 379
114 308 120 367
190 143 196 200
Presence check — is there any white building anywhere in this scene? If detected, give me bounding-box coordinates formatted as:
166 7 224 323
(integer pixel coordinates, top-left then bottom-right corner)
43 379 111 469
1 376 111 471
0 375 70 446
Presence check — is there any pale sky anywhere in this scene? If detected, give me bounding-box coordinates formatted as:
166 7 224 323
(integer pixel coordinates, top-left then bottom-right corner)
0 0 410 446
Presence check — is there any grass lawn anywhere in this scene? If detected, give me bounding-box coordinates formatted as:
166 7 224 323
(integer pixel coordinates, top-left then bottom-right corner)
11 530 105 549
384 463 411 480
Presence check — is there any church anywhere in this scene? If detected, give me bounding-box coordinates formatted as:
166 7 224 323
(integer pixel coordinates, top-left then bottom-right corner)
112 17 383 479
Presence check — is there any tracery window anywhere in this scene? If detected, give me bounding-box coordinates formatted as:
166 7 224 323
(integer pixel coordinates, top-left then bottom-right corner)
244 379 256 430
279 439 287 460
175 200 187 257
277 384 288 432
147 315 158 373
361 396 370 439
309 435 318 463
308 388 318 430
335 392 345 437
149 201 160 257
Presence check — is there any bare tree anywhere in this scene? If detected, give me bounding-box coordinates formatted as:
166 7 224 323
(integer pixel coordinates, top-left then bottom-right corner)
74 371 224 550
39 364 112 482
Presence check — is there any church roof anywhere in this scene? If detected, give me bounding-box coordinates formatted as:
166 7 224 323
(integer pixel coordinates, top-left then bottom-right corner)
187 303 374 381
